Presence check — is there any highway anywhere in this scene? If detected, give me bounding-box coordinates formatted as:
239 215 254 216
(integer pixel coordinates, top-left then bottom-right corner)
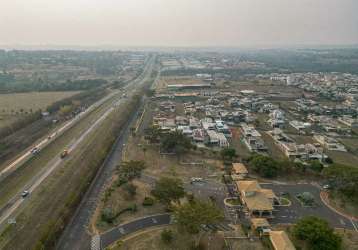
0 89 120 179
0 56 156 234
56 59 157 250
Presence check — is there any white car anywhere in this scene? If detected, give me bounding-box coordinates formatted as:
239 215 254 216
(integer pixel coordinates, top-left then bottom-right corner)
31 147 39 154
21 190 30 198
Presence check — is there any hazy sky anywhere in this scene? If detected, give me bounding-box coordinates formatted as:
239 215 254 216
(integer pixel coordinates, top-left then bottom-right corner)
1 0 358 47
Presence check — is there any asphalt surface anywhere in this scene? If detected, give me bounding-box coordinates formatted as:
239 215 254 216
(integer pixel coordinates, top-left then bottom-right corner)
98 177 232 250
100 214 171 249
0 93 124 229
56 58 155 250
0 90 120 180
260 183 358 230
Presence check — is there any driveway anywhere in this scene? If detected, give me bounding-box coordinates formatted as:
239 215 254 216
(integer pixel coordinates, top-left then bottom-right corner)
260 183 357 230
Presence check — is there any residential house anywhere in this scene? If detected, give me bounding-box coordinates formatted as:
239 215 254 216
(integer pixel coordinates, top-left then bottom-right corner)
241 124 267 152
313 135 347 152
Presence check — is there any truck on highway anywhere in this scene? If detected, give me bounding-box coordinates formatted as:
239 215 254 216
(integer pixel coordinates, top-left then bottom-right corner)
60 149 69 159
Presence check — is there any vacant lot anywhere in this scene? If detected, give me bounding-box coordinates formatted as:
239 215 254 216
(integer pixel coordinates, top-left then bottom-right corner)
326 150 358 167
0 91 80 114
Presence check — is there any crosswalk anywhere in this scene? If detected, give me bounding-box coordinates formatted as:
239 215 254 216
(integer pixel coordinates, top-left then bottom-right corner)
91 235 101 250
201 223 234 232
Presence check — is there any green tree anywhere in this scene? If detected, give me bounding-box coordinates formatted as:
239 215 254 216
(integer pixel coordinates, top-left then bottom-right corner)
293 216 342 250
151 177 185 206
161 229 174 244
160 131 194 157
308 160 323 172
58 105 73 117
220 148 238 162
101 208 116 223
145 125 162 143
323 164 358 203
122 182 137 197
174 200 224 234
117 160 146 182
247 154 279 178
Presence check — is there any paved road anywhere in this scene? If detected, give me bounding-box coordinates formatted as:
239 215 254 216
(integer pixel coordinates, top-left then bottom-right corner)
0 92 126 229
56 57 156 250
260 183 358 230
0 89 120 180
100 214 171 249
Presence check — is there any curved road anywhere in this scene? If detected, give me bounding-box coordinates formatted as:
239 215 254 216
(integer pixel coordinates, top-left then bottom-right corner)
99 214 171 249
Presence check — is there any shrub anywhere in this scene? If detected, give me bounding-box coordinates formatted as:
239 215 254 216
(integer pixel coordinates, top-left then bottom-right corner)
101 208 116 223
129 204 137 213
115 175 128 187
142 196 155 206
122 183 137 197
161 229 173 244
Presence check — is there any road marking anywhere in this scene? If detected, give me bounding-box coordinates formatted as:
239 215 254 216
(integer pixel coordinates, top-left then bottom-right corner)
351 219 358 232
91 235 101 250
151 218 157 224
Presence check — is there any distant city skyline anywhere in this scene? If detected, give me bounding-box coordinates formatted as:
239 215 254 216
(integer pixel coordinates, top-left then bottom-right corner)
1 0 358 48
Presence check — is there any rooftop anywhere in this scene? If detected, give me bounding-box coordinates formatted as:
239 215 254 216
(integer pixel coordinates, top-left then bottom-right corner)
269 231 296 250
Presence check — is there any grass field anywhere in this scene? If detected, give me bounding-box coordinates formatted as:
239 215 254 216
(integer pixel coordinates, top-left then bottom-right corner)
0 91 80 129
0 91 80 113
108 226 226 250
326 150 358 167
0 115 18 129
339 138 358 154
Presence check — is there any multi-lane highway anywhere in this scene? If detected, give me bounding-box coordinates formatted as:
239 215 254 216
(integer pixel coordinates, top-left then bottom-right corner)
0 89 120 179
0 56 156 234
56 59 157 250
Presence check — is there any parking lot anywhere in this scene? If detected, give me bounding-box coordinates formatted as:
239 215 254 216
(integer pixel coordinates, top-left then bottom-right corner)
260 183 357 231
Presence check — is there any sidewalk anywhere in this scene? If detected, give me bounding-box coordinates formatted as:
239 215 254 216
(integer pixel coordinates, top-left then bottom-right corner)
320 191 358 221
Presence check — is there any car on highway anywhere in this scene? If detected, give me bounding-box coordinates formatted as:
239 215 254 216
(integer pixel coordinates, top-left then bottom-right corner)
190 177 205 184
21 190 30 198
31 147 40 154
60 149 69 159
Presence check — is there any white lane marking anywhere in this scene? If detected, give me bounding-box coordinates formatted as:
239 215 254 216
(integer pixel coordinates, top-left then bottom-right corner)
91 235 101 250
351 219 358 232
